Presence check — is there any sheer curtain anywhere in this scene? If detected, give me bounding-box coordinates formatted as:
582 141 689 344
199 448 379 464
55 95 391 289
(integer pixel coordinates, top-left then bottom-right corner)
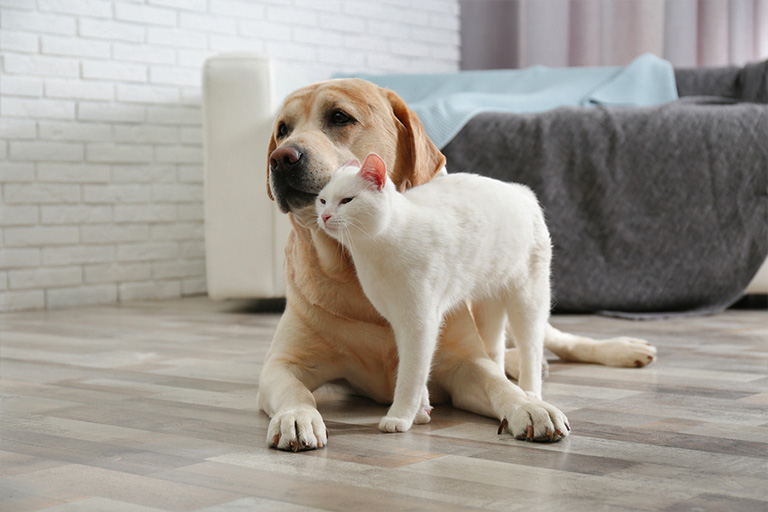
460 0 768 69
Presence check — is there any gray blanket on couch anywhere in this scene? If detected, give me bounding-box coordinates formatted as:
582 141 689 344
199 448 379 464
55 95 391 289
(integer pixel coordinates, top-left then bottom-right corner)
442 62 768 317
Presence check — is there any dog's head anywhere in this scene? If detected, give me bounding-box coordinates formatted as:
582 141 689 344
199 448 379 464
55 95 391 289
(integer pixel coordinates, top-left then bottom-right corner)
266 78 445 217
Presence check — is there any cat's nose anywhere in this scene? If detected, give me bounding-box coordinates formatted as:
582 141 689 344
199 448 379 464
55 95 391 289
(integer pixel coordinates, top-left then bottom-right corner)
322 213 331 224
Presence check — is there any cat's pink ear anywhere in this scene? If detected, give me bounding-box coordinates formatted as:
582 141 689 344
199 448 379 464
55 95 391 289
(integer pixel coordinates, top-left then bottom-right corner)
359 153 387 190
344 158 361 168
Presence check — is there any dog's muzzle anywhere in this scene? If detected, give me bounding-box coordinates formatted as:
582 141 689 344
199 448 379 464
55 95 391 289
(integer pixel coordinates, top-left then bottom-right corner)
269 145 323 213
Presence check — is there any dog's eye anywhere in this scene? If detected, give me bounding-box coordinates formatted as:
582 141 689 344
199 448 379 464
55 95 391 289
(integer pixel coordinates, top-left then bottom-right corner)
319 198 326 205
340 197 354 204
330 110 353 126
277 122 289 138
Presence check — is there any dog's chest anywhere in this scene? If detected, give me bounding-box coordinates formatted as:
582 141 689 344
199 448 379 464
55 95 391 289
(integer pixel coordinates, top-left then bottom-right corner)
337 324 399 403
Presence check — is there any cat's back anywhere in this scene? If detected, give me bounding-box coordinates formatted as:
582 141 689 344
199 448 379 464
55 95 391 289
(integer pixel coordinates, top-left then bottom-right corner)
405 172 537 211
394 172 547 303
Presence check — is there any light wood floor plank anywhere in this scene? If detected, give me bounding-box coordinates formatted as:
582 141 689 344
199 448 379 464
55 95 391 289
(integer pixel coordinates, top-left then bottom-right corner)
1 297 766 511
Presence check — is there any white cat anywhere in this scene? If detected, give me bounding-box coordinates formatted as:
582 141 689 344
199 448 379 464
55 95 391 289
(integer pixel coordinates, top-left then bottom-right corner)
315 153 552 433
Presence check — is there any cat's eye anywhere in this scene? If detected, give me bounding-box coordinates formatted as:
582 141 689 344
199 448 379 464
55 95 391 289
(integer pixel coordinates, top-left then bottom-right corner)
340 197 354 204
319 198 326 204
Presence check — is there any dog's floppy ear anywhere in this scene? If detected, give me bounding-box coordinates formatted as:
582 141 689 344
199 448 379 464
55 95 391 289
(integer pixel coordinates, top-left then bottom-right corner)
266 131 276 201
385 90 446 191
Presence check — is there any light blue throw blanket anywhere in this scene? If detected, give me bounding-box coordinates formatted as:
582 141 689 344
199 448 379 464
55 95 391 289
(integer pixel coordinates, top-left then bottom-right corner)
336 54 678 148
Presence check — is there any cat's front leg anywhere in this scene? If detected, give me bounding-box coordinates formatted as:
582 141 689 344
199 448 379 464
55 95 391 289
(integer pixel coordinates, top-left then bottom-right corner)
504 347 550 382
379 319 440 433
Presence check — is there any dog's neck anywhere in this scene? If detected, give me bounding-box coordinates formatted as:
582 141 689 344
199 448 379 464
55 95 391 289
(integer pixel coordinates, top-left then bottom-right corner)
286 213 386 325
289 204 320 230
289 212 354 276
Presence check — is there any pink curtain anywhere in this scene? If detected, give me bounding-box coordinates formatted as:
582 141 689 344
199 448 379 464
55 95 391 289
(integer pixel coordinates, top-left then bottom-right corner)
461 0 768 69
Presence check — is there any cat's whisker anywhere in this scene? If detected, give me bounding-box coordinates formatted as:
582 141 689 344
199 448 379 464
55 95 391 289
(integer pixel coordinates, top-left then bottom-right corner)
339 225 351 263
345 218 374 242
342 225 356 254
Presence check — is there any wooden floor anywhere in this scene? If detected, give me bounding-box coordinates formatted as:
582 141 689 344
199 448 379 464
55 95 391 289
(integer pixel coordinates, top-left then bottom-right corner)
1 297 766 512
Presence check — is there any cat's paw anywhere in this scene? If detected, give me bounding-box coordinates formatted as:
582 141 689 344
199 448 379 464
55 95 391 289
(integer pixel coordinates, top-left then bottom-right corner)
498 397 569 442
594 337 657 368
413 405 432 425
413 389 432 425
267 406 328 451
379 415 412 433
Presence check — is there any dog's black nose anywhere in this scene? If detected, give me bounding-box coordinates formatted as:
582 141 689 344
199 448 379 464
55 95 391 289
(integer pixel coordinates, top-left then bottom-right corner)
270 146 302 172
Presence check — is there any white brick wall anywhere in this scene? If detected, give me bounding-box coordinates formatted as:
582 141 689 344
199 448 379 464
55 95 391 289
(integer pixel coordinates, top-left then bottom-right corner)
0 0 461 312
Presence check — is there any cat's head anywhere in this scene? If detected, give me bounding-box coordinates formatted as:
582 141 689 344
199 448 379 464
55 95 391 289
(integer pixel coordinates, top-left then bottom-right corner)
316 153 393 243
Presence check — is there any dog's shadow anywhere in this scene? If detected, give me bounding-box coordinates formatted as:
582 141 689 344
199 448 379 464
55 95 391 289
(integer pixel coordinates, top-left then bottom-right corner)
313 385 502 439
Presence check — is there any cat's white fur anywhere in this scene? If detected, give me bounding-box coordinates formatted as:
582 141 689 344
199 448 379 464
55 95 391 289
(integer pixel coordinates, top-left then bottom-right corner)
316 153 552 433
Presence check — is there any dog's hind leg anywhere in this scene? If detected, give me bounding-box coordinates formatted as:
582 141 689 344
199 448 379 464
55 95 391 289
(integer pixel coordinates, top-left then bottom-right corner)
544 324 657 368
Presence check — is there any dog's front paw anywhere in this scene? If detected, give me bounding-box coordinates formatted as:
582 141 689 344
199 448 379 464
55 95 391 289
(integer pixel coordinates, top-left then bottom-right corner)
379 415 412 433
267 406 328 451
499 398 570 442
594 337 657 368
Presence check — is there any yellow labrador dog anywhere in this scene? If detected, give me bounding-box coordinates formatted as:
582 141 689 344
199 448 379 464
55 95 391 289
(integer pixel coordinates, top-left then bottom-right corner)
259 78 656 451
